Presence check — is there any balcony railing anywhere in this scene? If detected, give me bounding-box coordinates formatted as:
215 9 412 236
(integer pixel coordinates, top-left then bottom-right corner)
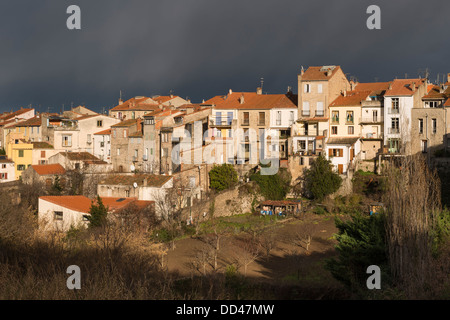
301 111 311 117
388 128 400 134
388 108 399 114
360 116 384 123
210 117 233 126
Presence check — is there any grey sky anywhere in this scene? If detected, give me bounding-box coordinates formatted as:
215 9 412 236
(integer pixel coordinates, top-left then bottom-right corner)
0 0 449 113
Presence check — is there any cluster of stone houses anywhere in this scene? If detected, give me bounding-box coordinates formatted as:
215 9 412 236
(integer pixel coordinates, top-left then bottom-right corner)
2 66 450 231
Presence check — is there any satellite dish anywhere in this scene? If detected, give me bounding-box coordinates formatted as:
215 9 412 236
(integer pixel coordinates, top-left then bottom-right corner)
130 165 135 171
133 182 138 188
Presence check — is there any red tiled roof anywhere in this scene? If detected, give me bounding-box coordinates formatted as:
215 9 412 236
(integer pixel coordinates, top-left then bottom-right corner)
205 92 297 110
300 66 342 81
353 82 391 93
15 116 41 127
111 119 139 127
329 91 372 107
94 128 111 135
444 98 450 107
385 78 426 96
32 164 66 176
39 195 153 214
110 97 159 112
153 95 179 104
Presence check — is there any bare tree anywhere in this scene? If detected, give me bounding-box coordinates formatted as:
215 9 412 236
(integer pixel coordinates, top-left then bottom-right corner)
257 228 277 258
292 223 319 254
234 240 261 276
383 154 441 296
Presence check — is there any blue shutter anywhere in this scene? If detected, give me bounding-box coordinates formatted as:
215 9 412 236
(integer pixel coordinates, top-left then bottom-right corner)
216 112 221 125
227 112 233 125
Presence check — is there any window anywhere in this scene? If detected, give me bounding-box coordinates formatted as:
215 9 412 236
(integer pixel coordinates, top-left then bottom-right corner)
258 112 265 126
82 215 89 221
17 164 25 171
304 83 311 93
432 118 437 134
0 173 7 180
1 164 5 169
132 112 135 119
242 112 249 125
346 111 354 124
113 129 117 138
162 148 169 157
419 119 424 134
318 84 323 93
37 127 39 134
329 148 343 157
348 126 354 134
54 211 63 221
421 140 428 153
123 130 127 138
41 151 46 158
162 133 169 142
332 111 339 124
100 141 105 147
125 190 130 197
392 98 399 110
289 111 295 125
134 149 138 157
117 148 120 156
331 126 338 135
18 150 24 157
316 102 324 117
62 135 72 147
97 120 103 127
391 118 399 134
87 134 92 143
299 140 306 150
31 127 34 134
276 111 282 126
302 102 310 116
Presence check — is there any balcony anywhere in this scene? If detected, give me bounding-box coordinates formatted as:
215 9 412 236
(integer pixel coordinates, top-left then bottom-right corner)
388 108 399 114
388 128 400 134
210 116 233 127
360 116 384 124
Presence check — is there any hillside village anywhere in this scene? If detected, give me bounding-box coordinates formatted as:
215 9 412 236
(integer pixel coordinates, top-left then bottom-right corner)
1 65 450 231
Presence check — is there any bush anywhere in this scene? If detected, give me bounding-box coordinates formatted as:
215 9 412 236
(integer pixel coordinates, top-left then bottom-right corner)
250 168 291 200
325 213 390 296
302 155 342 201
209 164 239 192
313 206 327 215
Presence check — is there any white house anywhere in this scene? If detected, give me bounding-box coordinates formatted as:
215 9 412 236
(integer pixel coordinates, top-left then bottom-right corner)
0 155 15 183
38 195 154 231
383 79 428 154
93 128 112 163
325 137 360 174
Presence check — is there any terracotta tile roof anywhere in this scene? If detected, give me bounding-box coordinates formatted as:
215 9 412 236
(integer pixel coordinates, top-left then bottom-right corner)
444 98 450 107
111 119 139 127
15 116 41 127
422 85 448 100
98 174 172 188
329 91 371 107
300 66 342 81
385 78 426 96
94 128 111 135
152 95 179 104
76 114 99 121
326 137 359 145
0 108 34 121
128 131 143 138
353 82 391 92
110 97 159 112
261 200 300 206
32 164 66 176
39 196 154 214
206 92 297 110
32 142 54 149
59 152 100 161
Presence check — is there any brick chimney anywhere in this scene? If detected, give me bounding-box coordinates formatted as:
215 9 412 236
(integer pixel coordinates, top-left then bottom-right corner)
240 94 245 104
256 87 262 95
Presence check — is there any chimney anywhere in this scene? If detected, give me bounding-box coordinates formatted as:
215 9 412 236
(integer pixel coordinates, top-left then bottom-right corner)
118 99 123 105
240 94 245 104
412 82 416 91
170 94 174 98
229 89 233 95
343 91 347 97
256 87 262 95
143 178 148 187
447 73 450 83
327 69 332 77
300 66 305 76
388 82 393 90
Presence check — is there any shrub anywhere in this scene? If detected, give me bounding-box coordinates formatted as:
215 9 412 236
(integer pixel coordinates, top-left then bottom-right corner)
209 164 239 192
302 155 342 201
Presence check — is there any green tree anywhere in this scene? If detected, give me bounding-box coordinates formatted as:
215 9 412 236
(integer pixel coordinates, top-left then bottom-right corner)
209 164 238 192
49 176 63 195
250 168 291 200
325 213 390 295
0 148 5 155
302 154 342 201
86 196 108 228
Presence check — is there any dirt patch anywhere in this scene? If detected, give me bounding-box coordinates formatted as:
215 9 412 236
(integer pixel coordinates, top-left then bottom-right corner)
166 213 343 289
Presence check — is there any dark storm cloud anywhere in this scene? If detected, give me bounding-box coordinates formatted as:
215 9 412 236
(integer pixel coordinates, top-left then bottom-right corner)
0 0 449 113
